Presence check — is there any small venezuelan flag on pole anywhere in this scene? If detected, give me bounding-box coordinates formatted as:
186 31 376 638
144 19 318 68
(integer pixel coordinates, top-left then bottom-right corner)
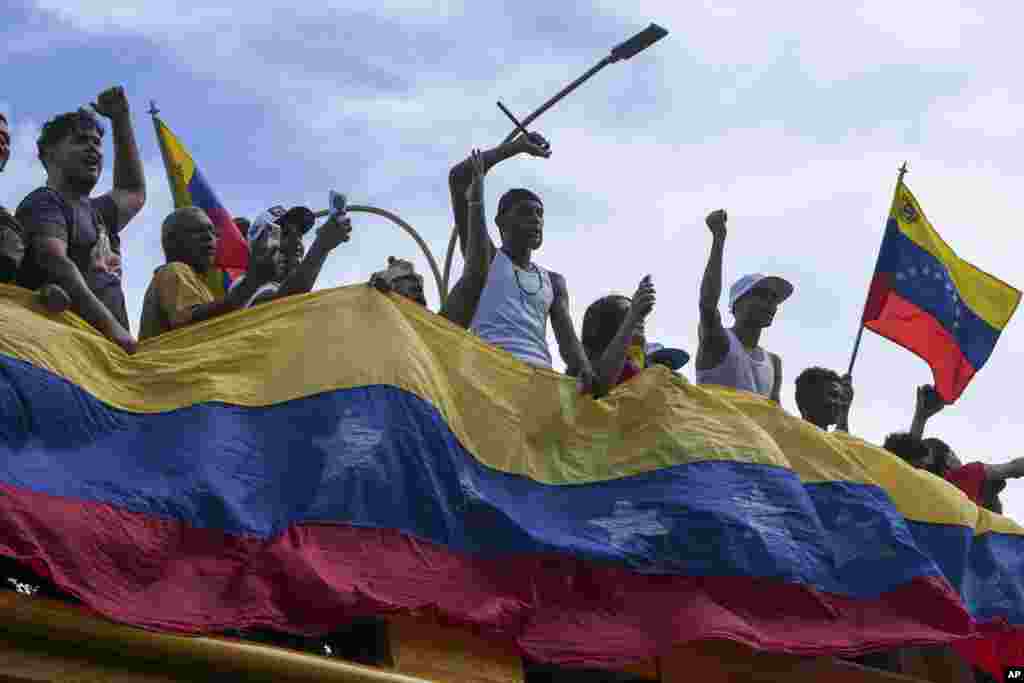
150 103 248 296
854 166 1021 402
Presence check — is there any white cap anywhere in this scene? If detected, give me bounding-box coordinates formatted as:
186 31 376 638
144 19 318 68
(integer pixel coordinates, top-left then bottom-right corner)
729 273 794 309
249 206 286 243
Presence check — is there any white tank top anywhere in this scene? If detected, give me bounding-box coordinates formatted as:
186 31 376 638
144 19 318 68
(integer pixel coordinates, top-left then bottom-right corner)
696 329 775 398
471 249 554 368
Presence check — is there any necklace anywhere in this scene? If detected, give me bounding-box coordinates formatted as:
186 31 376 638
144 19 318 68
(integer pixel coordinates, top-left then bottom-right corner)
514 264 543 306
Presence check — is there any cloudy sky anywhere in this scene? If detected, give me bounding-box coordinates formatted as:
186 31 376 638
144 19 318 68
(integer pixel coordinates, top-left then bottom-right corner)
4 2 1024 514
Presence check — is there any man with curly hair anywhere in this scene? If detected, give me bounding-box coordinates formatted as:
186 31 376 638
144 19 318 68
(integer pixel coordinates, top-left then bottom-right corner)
16 87 146 353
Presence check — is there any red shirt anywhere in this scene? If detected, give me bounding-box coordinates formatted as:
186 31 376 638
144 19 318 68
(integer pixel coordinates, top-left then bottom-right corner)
944 462 987 505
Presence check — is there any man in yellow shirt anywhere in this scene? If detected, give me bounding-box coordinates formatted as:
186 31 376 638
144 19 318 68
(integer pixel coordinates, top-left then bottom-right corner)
138 207 278 340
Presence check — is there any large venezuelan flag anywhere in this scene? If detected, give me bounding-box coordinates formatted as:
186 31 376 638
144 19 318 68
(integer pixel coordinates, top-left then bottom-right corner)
0 285 1023 675
152 114 248 296
863 179 1020 402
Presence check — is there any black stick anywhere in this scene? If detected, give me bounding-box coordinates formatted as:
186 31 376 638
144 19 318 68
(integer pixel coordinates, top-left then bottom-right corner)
497 101 528 137
500 23 669 144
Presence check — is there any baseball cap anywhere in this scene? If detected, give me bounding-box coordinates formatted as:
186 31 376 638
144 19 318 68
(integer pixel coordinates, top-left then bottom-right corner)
644 343 690 370
729 273 794 309
497 188 543 216
370 256 423 287
250 205 315 243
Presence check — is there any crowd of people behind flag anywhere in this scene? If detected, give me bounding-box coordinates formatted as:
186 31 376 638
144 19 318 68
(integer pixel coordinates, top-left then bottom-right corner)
3 85 1023 507
2 85 1023 680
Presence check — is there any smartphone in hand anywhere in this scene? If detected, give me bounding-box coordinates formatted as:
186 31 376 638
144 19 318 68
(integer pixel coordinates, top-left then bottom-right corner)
329 191 347 219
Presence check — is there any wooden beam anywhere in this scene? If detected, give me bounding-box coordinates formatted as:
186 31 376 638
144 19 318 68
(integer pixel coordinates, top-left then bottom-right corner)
388 615 523 683
0 592 431 682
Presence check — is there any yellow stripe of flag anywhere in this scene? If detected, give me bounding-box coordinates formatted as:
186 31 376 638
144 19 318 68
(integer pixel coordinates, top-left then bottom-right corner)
891 183 1020 330
153 119 196 209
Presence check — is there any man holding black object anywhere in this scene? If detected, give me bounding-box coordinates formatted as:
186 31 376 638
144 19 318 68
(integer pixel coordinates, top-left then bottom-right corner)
448 134 595 394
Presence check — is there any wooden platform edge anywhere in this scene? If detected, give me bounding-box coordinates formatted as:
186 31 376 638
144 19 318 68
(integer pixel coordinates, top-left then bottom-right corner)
0 592 430 682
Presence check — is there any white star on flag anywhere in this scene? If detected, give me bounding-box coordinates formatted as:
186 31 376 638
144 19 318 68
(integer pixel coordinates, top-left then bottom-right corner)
312 416 387 483
589 500 670 549
458 468 484 503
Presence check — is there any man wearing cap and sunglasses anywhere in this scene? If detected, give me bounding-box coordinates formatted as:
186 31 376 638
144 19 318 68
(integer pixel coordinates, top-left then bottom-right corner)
696 209 792 403
230 204 351 308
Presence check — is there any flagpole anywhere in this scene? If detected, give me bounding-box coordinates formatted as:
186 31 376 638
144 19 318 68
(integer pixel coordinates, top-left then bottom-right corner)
149 101 185 209
847 162 908 376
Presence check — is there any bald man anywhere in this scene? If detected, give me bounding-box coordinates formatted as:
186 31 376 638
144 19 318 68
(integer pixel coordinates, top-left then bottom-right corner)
138 207 277 340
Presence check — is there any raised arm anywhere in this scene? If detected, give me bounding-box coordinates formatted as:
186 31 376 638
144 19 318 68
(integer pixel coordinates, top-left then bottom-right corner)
696 209 730 371
591 276 655 391
550 271 598 396
271 214 352 300
442 149 491 328
35 236 135 353
986 459 1024 481
909 384 945 439
448 131 550 261
91 87 145 230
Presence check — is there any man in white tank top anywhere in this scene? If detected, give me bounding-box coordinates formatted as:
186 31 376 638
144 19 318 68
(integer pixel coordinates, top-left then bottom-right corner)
695 209 792 403
448 133 596 394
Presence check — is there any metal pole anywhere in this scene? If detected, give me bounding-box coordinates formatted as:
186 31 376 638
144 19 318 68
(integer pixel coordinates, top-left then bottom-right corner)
500 57 612 145
313 205 447 306
498 22 668 144
848 162 908 376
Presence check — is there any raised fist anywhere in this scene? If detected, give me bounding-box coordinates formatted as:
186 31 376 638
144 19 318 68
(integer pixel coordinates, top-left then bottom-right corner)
916 384 946 420
705 209 727 240
92 86 130 120
466 148 486 202
629 275 656 320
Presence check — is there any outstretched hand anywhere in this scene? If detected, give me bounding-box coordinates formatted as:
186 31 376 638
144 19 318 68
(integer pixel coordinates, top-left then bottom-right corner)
465 148 486 202
91 86 130 120
916 384 946 419
629 275 656 321
705 209 727 240
317 213 353 250
511 131 551 159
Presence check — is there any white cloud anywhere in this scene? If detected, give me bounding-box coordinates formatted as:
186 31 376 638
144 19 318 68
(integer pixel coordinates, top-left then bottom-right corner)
932 87 1024 139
